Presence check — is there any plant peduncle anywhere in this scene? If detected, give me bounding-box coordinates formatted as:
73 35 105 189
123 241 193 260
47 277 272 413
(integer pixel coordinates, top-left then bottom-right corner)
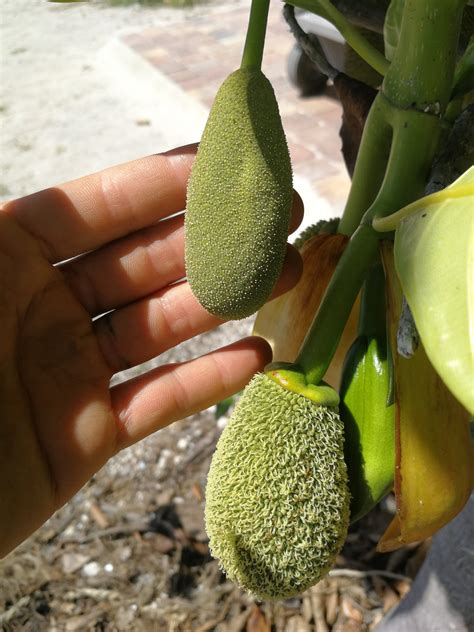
241 0 271 70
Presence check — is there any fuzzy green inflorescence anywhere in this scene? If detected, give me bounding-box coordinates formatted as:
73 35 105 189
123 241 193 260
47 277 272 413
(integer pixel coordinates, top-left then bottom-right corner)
292 217 340 250
185 68 293 320
205 373 350 600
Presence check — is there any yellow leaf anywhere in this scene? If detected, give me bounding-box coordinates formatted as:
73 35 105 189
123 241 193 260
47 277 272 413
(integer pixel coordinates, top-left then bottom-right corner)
378 242 472 552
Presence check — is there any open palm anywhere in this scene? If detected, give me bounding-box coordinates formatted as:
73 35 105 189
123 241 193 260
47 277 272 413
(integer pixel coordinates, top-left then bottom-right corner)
0 145 302 556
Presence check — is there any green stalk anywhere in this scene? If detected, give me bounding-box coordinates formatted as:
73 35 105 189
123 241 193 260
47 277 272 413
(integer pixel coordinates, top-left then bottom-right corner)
284 0 389 76
451 36 474 100
366 104 442 224
296 224 379 385
383 0 465 113
296 100 442 386
446 36 474 121
338 87 441 236
357 261 386 339
241 0 270 70
337 94 392 236
445 89 474 123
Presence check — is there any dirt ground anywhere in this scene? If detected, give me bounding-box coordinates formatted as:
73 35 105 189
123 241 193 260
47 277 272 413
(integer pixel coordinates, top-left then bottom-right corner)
0 1 429 630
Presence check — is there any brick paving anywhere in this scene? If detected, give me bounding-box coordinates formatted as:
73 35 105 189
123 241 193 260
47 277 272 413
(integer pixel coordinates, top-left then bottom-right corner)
122 2 351 217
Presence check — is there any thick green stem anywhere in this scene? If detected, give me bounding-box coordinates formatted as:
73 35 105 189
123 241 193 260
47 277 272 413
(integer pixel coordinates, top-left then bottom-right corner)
365 103 442 223
296 224 379 385
241 0 270 70
284 0 389 76
383 0 465 112
451 36 474 99
297 101 441 386
357 261 386 338
338 92 441 236
337 94 392 236
445 89 474 123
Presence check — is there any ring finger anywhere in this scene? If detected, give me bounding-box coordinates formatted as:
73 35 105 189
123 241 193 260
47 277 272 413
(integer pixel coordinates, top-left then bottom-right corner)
61 191 304 317
94 246 302 374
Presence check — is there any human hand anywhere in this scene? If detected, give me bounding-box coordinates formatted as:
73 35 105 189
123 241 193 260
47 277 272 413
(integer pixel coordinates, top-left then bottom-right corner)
0 144 303 556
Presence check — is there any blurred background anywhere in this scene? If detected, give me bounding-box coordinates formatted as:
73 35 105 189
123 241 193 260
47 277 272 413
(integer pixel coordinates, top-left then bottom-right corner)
0 1 420 630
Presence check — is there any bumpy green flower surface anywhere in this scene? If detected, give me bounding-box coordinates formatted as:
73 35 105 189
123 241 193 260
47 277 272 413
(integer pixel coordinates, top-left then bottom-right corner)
185 68 292 320
292 217 340 249
205 373 350 600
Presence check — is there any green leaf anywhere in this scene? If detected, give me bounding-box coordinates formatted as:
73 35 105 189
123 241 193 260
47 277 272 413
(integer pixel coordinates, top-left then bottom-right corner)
340 337 395 523
394 168 474 414
214 392 241 420
383 0 404 62
340 264 395 524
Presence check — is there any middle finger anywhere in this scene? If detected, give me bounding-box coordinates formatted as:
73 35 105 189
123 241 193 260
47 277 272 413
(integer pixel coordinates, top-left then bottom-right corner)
61 192 304 316
61 213 186 316
94 245 302 375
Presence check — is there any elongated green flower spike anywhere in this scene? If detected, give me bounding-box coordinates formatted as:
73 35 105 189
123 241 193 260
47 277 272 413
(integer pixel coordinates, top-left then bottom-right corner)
185 67 292 319
205 372 350 600
185 0 292 320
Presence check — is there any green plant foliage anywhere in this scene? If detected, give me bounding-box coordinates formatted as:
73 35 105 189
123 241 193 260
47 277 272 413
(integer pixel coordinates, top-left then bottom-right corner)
214 393 240 420
340 336 395 523
394 168 474 415
205 373 349 600
383 0 404 61
339 263 395 524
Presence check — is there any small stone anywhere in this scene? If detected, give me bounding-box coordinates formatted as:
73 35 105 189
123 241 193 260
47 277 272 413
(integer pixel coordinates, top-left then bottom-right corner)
63 524 76 537
65 615 93 631
61 553 90 574
119 546 132 562
83 561 101 577
217 417 228 430
176 437 189 450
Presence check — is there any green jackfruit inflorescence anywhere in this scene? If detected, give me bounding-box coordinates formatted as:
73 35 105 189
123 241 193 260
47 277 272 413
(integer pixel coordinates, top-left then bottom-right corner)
205 373 350 600
292 217 340 250
185 68 293 320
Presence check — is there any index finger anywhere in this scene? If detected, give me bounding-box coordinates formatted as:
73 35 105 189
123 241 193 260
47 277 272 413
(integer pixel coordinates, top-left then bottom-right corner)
3 144 198 263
